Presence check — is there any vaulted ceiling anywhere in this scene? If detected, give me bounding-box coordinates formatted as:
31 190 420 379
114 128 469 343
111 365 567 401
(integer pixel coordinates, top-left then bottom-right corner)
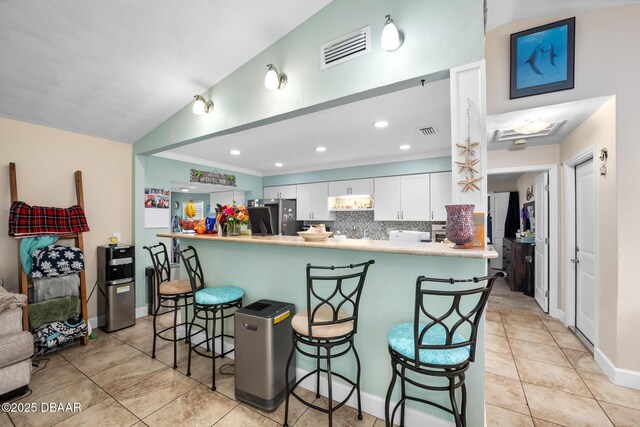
0 0 331 143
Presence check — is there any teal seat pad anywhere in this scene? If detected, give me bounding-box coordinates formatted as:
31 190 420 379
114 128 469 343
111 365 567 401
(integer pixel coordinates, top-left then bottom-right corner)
195 286 244 305
387 322 471 366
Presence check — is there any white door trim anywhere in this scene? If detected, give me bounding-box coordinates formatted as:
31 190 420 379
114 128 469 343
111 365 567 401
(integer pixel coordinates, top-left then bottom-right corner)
488 164 559 320
563 147 598 348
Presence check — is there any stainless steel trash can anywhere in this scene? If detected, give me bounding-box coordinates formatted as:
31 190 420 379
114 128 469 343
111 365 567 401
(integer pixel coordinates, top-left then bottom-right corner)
234 300 296 411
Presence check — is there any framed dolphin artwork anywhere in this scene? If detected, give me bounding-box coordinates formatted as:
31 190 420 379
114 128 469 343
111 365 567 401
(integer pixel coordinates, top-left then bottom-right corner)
510 17 575 99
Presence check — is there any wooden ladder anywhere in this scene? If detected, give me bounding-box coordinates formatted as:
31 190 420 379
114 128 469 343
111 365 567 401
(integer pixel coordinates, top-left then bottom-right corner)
9 162 89 345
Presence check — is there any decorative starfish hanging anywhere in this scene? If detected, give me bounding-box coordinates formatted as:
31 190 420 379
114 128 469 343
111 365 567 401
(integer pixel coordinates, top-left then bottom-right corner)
458 176 483 193
455 158 480 174
456 139 480 157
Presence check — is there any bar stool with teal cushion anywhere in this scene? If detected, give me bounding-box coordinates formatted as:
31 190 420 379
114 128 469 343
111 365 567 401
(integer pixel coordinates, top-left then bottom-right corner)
180 245 244 391
384 272 504 427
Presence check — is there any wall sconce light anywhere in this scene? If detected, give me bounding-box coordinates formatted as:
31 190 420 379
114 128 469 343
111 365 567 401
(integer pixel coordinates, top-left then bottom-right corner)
192 95 213 115
381 14 403 51
264 64 287 90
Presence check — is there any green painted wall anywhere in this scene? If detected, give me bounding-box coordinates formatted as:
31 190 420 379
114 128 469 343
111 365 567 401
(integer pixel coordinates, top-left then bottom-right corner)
185 238 487 426
136 155 262 308
263 156 452 186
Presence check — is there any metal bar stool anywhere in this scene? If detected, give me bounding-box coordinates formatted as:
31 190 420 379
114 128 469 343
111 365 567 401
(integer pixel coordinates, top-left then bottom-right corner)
384 271 505 427
144 242 194 369
179 245 244 391
283 260 375 427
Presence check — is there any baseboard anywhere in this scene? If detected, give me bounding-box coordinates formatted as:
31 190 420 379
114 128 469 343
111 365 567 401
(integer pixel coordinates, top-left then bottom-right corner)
595 348 640 390
135 306 149 319
177 330 451 426
557 310 566 325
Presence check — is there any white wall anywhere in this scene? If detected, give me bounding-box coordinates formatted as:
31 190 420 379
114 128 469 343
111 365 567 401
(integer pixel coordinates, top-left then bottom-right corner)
559 98 617 364
0 118 132 320
487 3 638 372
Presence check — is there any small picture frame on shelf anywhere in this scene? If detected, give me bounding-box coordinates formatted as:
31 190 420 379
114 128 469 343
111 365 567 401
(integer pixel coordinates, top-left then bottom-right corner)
510 17 575 99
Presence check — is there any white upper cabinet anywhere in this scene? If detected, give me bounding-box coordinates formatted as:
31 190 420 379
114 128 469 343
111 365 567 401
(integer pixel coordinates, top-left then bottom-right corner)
374 176 401 221
374 174 430 221
430 171 452 221
211 191 245 209
349 178 374 196
400 174 430 221
327 178 373 197
328 180 350 197
296 184 313 220
263 185 296 200
296 182 335 221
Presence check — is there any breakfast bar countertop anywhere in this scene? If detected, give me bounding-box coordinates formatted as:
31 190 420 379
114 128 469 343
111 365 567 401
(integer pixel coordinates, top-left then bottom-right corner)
156 232 498 259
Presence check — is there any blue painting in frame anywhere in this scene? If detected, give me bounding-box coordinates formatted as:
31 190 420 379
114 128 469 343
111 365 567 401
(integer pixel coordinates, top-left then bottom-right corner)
510 17 575 99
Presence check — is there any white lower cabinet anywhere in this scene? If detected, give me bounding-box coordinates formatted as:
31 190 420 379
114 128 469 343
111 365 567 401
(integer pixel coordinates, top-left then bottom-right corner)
374 174 430 221
296 182 335 221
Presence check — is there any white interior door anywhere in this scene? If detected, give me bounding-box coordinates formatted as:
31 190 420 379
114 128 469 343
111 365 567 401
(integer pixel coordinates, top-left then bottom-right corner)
534 172 549 312
490 192 509 270
575 159 596 343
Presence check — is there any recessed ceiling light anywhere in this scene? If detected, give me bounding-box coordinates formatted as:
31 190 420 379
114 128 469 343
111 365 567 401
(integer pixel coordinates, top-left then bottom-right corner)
374 120 389 128
315 146 327 152
399 144 411 150
230 149 241 155
274 162 283 167
180 188 189 192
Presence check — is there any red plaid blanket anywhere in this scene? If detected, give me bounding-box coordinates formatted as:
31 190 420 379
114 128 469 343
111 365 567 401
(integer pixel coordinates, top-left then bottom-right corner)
9 201 90 238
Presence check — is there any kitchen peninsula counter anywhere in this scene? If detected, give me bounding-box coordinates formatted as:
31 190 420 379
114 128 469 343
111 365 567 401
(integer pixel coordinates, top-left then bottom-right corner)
156 232 494 426
157 232 498 259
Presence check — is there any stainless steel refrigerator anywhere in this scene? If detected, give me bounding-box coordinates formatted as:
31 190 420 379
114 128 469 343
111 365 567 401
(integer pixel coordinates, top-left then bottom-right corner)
247 199 301 236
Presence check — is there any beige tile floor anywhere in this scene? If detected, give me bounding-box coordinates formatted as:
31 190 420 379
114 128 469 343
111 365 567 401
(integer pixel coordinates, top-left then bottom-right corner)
3 313 384 427
485 278 640 426
4 279 640 426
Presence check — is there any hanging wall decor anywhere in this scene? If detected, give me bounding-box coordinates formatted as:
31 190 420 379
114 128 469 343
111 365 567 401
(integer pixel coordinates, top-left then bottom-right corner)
510 17 575 99
456 100 482 192
190 169 237 187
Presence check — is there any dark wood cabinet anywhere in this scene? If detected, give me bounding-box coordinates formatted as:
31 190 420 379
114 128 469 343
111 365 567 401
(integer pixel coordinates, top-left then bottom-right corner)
503 238 535 294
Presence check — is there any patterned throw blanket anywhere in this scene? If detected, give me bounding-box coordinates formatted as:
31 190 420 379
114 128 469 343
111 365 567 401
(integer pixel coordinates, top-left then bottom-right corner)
8 201 90 238
31 245 84 279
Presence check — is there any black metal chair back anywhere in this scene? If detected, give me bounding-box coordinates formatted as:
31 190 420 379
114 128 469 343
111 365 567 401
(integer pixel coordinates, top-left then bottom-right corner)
179 246 205 294
412 272 504 367
144 242 172 287
305 260 375 340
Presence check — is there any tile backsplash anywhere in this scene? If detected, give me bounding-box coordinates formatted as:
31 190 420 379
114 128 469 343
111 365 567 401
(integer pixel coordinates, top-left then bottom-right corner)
305 210 443 240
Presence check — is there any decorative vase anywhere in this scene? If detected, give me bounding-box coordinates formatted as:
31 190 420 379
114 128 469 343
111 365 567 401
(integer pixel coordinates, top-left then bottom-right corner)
445 204 475 249
227 222 241 236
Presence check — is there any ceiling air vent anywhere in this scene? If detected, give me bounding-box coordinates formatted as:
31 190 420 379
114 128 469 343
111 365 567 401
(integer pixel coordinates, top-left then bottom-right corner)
494 121 564 142
416 125 438 136
320 26 371 70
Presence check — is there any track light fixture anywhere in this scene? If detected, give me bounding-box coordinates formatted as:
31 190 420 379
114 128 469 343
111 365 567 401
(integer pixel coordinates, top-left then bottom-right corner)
192 95 213 115
264 64 287 90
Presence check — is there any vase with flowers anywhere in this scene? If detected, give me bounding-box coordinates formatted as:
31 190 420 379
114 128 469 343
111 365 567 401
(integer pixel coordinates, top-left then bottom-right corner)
215 202 249 236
